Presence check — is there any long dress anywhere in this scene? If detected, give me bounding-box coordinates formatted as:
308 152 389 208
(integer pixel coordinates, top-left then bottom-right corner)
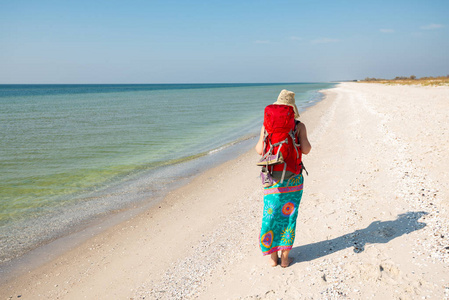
259 173 304 255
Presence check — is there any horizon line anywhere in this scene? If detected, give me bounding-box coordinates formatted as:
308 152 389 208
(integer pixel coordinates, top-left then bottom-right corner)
0 81 336 85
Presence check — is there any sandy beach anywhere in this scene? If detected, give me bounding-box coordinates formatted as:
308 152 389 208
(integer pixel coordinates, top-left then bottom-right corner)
1 82 449 299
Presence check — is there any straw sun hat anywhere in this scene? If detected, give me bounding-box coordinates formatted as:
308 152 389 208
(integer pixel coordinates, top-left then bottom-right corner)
273 89 300 119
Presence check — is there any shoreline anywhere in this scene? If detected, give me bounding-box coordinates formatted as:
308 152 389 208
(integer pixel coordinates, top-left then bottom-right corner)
0 135 267 297
0 134 259 283
3 82 448 299
0 86 329 284
0 82 333 268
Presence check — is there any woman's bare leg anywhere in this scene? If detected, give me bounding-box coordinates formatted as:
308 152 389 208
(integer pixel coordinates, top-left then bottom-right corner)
269 251 279 267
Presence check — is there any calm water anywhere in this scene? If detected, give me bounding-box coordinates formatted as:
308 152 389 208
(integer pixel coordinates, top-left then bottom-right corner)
0 82 334 262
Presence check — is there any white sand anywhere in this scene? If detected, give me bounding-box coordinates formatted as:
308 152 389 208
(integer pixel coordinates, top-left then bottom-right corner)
1 82 448 299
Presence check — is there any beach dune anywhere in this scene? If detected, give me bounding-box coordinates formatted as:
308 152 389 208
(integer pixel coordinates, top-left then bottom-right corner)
1 82 449 299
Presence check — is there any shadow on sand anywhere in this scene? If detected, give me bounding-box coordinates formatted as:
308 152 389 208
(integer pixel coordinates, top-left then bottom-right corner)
290 211 428 263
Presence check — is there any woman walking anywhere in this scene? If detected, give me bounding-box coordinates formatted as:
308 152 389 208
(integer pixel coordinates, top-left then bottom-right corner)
255 90 311 268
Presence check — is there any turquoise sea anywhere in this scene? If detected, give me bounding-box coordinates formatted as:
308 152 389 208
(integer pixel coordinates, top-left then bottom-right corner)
0 82 334 263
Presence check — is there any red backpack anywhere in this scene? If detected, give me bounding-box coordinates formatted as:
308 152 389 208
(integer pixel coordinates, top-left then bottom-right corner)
257 104 302 184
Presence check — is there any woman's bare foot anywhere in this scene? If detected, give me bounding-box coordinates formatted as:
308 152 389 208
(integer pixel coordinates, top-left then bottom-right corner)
269 252 279 267
280 250 293 268
281 257 293 268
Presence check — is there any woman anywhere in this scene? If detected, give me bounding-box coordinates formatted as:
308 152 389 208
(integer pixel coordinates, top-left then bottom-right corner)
255 90 311 268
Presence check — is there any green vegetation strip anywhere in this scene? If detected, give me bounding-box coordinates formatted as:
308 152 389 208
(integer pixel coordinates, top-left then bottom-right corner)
360 75 449 86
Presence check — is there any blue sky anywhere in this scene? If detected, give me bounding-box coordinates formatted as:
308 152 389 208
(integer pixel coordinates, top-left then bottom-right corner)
1 0 448 83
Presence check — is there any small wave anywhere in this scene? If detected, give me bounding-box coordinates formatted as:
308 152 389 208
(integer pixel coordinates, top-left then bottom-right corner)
208 134 258 155
208 146 226 154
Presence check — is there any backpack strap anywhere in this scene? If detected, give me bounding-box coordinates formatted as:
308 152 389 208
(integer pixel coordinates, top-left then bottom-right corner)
288 130 300 159
280 162 287 183
301 162 309 176
260 137 289 162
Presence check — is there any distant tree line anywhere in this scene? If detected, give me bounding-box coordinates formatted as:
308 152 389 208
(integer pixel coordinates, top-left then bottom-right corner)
363 75 449 81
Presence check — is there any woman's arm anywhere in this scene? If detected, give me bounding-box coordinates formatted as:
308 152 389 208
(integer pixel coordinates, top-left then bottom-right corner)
297 122 311 154
255 126 265 155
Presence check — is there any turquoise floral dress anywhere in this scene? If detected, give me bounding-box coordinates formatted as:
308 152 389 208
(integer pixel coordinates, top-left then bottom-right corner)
260 174 304 255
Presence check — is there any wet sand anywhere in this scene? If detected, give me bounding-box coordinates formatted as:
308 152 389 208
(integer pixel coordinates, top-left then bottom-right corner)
1 82 448 299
